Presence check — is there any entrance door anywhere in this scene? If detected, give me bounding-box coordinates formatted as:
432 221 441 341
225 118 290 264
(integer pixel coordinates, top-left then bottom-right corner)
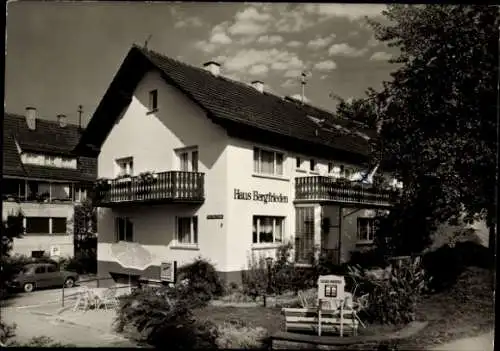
321 205 341 265
295 206 315 263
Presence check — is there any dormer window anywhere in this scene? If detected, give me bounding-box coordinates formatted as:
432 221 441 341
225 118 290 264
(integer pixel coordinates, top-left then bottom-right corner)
309 159 316 172
148 89 158 111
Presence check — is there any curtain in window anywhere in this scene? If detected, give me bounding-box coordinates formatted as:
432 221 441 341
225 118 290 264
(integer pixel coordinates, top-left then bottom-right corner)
191 151 199 172
276 153 283 175
252 219 258 243
180 153 189 172
177 217 191 243
274 219 283 242
192 217 198 244
260 150 275 174
259 217 274 243
253 148 260 173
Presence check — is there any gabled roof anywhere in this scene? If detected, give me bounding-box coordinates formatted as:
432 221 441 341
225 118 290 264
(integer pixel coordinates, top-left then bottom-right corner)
76 45 376 163
3 113 97 181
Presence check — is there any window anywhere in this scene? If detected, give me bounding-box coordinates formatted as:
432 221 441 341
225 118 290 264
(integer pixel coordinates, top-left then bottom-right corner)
177 147 199 172
52 218 67 234
253 147 284 176
34 265 46 274
296 157 302 169
328 162 334 173
344 167 353 180
310 159 316 172
357 217 376 242
74 186 87 202
252 216 284 244
31 251 45 259
45 156 56 167
26 217 50 234
295 207 315 263
47 264 58 273
115 217 133 242
116 157 134 177
176 216 198 245
149 89 158 111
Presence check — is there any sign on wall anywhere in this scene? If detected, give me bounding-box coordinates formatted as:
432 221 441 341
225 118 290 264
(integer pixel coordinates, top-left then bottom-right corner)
50 245 61 257
207 214 224 220
160 261 177 283
233 188 288 204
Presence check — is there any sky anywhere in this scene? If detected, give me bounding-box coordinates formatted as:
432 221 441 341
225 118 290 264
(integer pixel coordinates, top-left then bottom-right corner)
5 1 400 127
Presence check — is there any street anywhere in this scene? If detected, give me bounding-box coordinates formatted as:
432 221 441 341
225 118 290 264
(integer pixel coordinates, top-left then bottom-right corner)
1 287 137 347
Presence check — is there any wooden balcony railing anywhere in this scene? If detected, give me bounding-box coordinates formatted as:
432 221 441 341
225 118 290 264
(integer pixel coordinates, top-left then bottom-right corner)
95 171 204 206
295 176 395 207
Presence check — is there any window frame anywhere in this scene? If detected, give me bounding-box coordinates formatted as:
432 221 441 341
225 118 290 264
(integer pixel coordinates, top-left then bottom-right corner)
357 217 376 243
253 147 285 177
148 89 158 111
115 157 134 177
252 216 285 245
115 217 134 242
175 216 198 246
175 147 199 172
25 217 51 234
51 217 67 234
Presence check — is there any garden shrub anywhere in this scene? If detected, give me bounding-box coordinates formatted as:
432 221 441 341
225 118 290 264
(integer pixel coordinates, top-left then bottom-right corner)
349 248 388 269
216 323 268 349
114 286 219 349
347 257 428 325
242 256 269 299
60 252 97 274
177 257 225 305
422 240 493 292
9 336 76 348
0 319 16 346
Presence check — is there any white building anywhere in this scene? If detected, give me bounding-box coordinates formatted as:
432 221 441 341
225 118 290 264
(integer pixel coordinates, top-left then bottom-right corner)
76 45 397 284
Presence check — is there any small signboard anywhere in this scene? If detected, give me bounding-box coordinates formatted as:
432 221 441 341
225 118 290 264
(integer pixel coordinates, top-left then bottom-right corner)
207 214 224 220
50 245 61 257
160 261 177 283
317 274 346 309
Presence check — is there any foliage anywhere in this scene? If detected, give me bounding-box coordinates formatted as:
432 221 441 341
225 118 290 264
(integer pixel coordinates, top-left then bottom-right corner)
177 257 225 306
334 5 499 256
73 198 97 274
60 252 96 274
0 319 16 346
349 248 389 269
422 241 494 292
1 211 24 257
216 322 268 349
114 286 219 349
347 257 428 325
8 336 76 348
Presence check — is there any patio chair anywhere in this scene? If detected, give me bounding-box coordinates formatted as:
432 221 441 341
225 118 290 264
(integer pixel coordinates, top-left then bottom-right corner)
97 286 119 310
73 286 94 311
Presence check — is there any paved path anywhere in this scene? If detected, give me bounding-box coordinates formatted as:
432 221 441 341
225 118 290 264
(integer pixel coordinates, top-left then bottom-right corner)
2 307 134 347
429 331 494 351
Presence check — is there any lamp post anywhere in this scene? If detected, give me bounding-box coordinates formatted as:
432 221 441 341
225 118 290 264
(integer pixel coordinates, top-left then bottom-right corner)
265 257 274 307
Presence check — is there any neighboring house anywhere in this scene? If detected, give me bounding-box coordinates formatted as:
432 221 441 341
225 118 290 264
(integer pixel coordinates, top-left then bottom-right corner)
2 110 97 258
76 45 400 284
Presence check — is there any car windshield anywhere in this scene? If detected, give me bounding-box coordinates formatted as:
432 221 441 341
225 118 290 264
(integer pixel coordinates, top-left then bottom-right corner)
21 266 34 274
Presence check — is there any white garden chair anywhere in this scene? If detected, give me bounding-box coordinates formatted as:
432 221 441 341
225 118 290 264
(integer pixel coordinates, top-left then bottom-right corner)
97 286 120 310
73 286 94 311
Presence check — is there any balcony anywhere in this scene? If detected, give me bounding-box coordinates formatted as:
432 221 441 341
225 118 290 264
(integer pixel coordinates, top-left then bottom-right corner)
2 178 88 204
295 176 395 207
95 171 205 207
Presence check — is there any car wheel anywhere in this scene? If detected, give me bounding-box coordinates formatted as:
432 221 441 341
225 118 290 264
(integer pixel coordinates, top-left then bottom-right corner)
64 278 75 288
23 283 35 293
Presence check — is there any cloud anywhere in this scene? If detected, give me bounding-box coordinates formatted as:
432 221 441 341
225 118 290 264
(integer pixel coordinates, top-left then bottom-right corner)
224 48 303 73
284 69 302 78
210 32 232 44
275 6 316 33
304 4 386 21
320 75 328 80
248 64 269 75
307 35 336 49
174 16 203 28
193 40 216 53
228 6 273 36
257 35 284 44
289 94 310 103
287 41 303 48
370 51 392 61
367 35 379 47
281 78 296 88
328 43 368 57
314 60 337 70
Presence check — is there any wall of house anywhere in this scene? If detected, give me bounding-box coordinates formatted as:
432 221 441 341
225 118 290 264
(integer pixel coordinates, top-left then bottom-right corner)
3 201 74 257
339 208 379 263
97 69 230 276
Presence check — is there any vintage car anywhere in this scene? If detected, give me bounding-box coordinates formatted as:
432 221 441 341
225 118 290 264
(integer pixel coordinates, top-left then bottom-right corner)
8 262 79 292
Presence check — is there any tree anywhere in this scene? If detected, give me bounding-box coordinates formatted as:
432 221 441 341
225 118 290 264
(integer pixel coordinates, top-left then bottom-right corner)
1 211 24 257
336 5 499 255
72 198 97 274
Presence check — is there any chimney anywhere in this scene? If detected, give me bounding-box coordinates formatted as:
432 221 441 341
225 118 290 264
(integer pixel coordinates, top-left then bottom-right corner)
57 114 67 127
251 80 264 93
203 61 221 76
25 107 37 130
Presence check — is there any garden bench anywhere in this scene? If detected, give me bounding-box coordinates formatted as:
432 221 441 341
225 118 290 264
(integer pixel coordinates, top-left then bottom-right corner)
282 305 359 336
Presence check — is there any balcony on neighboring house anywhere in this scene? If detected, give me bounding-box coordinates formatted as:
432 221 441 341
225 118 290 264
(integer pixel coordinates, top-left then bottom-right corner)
94 171 205 207
2 178 89 204
295 176 395 207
